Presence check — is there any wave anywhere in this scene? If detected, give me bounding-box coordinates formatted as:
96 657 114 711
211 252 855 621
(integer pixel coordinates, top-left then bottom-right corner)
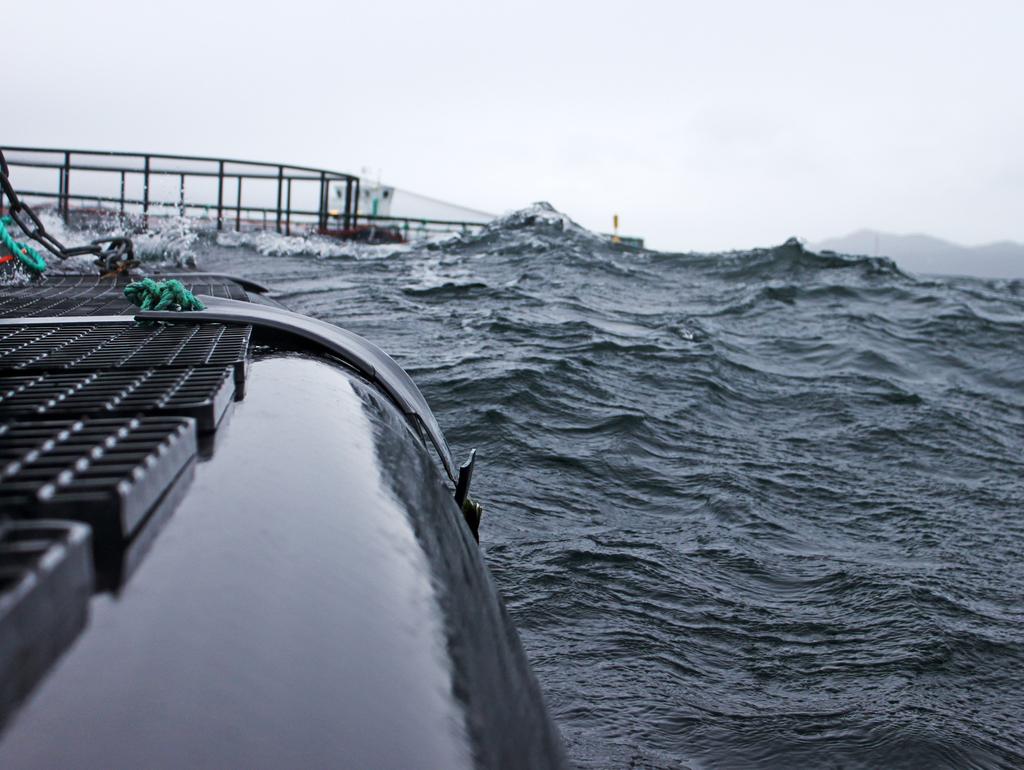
674 237 908 281
5 200 1024 769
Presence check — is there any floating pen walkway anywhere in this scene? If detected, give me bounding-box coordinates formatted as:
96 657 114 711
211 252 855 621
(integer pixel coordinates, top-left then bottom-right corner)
0 147 488 240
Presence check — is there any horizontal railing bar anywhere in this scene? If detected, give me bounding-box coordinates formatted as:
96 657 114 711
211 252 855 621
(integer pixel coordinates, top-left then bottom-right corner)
16 191 488 228
13 190 327 219
12 192 487 237
350 214 487 228
1 145 359 181
4 159 344 182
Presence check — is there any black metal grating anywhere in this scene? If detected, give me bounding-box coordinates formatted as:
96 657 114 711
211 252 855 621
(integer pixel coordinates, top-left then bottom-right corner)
0 274 251 319
0 322 250 389
0 367 234 433
0 417 197 544
0 272 261 693
0 519 93 726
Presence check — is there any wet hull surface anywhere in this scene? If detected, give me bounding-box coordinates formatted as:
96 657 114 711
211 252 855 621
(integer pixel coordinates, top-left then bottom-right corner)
0 354 565 769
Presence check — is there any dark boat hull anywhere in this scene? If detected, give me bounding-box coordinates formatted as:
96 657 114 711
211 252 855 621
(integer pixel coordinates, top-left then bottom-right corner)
0 276 566 768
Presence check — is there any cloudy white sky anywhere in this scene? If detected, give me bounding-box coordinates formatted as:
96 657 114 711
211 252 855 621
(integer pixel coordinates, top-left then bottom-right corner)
9 0 1023 252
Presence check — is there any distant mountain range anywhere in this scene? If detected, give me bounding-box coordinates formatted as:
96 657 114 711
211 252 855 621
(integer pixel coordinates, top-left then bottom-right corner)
810 230 1024 279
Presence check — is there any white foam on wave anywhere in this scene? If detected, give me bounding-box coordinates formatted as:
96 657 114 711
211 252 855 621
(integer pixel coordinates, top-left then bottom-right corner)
402 253 485 294
1 202 600 285
215 228 411 260
487 201 603 243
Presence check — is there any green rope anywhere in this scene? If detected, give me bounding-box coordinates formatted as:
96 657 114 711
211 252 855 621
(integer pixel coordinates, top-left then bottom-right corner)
0 215 47 274
124 278 206 311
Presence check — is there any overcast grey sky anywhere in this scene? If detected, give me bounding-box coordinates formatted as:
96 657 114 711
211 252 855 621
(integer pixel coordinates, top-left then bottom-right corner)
9 0 1022 251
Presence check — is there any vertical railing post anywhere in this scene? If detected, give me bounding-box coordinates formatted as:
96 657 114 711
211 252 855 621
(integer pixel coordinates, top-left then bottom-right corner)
352 177 360 228
178 173 186 217
275 165 283 233
216 160 224 231
235 176 242 232
57 166 65 220
343 178 353 231
285 177 292 235
318 171 327 232
62 151 71 222
119 171 126 220
142 155 151 228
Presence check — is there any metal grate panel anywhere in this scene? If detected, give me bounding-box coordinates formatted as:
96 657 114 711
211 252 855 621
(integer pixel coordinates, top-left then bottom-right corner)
0 322 250 389
0 417 197 544
0 519 93 726
0 274 250 319
0 367 234 433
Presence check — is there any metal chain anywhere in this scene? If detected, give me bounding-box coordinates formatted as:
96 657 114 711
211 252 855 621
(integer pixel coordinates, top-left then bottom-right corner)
0 148 135 273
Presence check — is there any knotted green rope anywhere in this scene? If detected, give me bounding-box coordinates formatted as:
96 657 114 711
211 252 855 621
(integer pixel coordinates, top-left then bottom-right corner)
0 215 47 274
124 278 206 311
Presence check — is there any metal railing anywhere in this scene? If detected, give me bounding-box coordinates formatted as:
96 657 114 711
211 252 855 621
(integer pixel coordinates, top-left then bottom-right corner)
327 212 489 241
0 147 489 241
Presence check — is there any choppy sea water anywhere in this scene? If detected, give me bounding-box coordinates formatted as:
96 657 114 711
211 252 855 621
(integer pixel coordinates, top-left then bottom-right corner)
28 206 1024 768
